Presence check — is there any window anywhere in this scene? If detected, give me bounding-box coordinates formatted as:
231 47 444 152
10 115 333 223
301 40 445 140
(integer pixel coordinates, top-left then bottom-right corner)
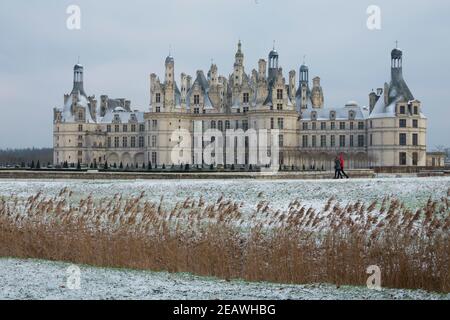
123 125 128 132
330 135 336 147
358 122 364 130
139 136 144 148
114 137 120 148
225 120 230 130
412 152 418 166
131 124 136 132
211 121 216 129
350 135 354 147
312 122 317 130
277 104 283 111
399 133 407 146
330 122 336 130
279 135 284 147
243 120 249 131
399 119 407 128
302 135 308 148
139 124 145 132
152 120 158 129
277 89 283 100
399 152 407 165
156 93 161 103
194 95 200 105
151 152 157 164
243 106 249 113
194 108 200 114
123 137 128 148
302 122 308 130
321 122 326 130
78 124 83 132
218 121 223 131
339 135 346 147
152 136 157 148
131 136 136 148
107 125 111 133
350 122 354 130
340 122 346 130
243 93 249 104
399 105 406 114
311 136 316 147
412 133 418 146
277 118 284 129
370 134 373 146
358 135 364 147
78 111 84 121
413 119 418 128
414 106 418 115
115 125 120 133
320 135 326 147
107 137 112 148
156 107 161 113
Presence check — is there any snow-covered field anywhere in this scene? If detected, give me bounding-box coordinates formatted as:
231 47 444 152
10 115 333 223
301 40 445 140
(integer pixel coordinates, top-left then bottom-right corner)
1 177 449 300
0 258 448 300
0 176 449 212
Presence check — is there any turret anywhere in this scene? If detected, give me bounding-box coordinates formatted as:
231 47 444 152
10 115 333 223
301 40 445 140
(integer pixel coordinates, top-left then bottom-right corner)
72 64 86 96
268 46 279 81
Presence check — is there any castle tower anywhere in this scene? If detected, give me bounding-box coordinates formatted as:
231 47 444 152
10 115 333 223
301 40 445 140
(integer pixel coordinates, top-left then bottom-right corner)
233 41 244 86
72 63 86 96
268 45 279 82
165 54 175 84
387 44 414 105
296 64 310 110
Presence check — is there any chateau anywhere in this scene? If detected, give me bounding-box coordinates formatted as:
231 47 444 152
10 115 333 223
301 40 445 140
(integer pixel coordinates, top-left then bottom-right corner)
53 43 427 169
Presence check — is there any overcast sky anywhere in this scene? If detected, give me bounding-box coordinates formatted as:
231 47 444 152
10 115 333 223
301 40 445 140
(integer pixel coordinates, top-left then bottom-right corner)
0 0 449 149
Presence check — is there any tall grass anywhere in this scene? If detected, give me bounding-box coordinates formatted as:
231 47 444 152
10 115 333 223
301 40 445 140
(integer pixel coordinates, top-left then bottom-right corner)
0 188 449 292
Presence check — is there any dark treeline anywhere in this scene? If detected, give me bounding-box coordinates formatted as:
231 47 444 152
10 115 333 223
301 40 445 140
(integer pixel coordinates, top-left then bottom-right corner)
0 148 53 166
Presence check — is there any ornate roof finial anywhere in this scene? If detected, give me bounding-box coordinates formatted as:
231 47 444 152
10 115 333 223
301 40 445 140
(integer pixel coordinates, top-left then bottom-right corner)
169 44 172 56
395 40 398 49
303 55 306 65
273 40 276 50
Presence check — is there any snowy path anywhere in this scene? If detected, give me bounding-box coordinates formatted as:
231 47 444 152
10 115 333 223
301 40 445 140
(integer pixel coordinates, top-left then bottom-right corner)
0 258 448 300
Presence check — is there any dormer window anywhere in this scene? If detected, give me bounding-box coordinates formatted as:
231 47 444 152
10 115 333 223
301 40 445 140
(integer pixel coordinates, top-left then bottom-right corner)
194 95 200 105
78 111 84 121
330 111 336 120
414 106 419 115
399 105 406 114
156 93 161 103
277 89 283 100
311 111 317 121
243 93 249 104
349 111 355 120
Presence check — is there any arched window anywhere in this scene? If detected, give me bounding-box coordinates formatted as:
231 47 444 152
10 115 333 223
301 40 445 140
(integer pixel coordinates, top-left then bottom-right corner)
211 121 216 129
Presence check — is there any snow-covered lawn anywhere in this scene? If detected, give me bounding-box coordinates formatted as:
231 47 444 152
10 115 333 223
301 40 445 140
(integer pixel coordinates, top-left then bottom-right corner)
0 258 448 300
0 176 449 212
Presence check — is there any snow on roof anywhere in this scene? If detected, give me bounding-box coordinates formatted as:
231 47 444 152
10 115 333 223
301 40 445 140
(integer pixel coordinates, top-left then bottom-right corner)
301 104 368 121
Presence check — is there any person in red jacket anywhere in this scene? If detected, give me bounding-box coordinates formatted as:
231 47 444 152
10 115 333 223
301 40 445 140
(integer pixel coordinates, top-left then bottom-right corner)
339 153 349 179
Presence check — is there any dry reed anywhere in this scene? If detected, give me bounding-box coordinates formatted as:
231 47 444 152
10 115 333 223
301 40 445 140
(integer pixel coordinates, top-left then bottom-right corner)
0 188 449 293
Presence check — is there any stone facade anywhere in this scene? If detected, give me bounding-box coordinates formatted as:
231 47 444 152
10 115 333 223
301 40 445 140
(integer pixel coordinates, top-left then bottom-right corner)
53 43 427 169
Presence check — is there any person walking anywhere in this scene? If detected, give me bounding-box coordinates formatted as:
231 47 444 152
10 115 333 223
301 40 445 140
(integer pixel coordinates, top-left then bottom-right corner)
334 156 342 179
339 153 349 179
